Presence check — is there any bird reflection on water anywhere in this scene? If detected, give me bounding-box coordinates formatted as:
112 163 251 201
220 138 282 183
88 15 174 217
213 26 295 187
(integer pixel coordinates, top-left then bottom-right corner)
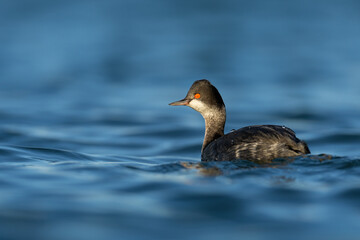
180 154 333 177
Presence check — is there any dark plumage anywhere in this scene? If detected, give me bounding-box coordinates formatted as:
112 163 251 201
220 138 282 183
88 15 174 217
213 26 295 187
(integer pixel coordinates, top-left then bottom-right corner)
169 79 310 162
202 125 310 162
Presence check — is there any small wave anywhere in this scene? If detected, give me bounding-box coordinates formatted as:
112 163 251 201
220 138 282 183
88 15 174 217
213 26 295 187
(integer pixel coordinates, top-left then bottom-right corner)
0 145 93 164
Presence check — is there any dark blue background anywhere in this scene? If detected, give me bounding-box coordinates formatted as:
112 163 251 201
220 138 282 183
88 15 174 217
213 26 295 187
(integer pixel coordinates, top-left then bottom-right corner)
0 1 360 240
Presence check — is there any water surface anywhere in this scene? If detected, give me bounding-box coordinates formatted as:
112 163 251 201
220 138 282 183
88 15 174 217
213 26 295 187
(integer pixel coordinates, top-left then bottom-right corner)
1 1 360 240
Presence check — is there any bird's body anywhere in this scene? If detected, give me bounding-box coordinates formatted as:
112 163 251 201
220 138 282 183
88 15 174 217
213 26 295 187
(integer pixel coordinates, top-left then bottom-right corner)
202 124 310 162
169 79 310 162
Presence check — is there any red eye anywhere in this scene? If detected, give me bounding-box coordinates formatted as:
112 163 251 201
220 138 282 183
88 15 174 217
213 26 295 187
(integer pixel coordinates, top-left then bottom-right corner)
194 93 201 99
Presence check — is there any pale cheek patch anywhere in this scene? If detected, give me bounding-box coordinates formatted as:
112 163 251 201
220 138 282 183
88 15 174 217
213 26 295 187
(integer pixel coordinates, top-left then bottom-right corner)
189 100 225 123
188 99 208 113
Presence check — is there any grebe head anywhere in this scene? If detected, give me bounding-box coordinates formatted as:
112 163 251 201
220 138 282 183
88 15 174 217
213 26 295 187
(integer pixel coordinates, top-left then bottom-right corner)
169 79 225 116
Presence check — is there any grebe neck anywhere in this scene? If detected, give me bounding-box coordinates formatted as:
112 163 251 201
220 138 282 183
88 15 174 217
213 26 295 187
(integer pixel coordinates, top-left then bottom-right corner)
201 106 226 152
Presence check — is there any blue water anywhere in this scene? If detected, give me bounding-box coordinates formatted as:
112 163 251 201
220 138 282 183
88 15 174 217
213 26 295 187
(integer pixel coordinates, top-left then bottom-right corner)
1 1 360 239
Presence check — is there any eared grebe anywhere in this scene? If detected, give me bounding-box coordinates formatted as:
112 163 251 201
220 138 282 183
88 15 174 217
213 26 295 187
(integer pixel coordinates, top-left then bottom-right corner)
169 79 310 162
